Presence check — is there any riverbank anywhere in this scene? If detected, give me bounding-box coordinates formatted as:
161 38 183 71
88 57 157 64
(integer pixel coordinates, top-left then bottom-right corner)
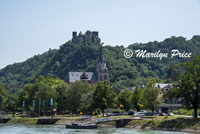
124 118 200 133
2 116 200 133
95 118 200 133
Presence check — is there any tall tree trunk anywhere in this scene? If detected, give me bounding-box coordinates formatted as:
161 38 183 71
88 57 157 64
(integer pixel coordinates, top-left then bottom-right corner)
102 109 104 117
193 104 198 118
152 108 154 113
12 111 15 117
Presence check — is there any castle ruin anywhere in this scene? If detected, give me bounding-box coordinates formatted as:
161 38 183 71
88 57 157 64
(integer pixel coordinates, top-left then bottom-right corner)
72 30 101 43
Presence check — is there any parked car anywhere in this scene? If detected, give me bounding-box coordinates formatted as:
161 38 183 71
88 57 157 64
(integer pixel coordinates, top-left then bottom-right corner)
167 113 175 116
128 111 135 115
121 112 128 115
154 112 159 116
141 110 147 113
134 112 145 116
110 111 121 116
159 113 168 116
20 114 27 118
145 112 154 116
106 113 112 116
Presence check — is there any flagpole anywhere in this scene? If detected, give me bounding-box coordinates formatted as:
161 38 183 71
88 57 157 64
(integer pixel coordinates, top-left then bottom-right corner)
22 100 25 117
39 98 41 117
39 104 40 117
50 98 53 117
33 100 35 117
43 99 45 118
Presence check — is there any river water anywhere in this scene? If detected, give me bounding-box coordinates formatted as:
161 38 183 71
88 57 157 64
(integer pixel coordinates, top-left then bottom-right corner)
0 124 193 134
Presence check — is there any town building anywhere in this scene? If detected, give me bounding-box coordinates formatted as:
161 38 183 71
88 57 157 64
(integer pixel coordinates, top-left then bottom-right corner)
66 46 109 84
155 83 183 113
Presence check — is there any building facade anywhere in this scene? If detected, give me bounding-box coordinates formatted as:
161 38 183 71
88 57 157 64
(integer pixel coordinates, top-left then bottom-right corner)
66 46 109 84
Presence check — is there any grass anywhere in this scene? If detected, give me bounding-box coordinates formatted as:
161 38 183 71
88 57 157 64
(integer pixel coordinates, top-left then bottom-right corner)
172 108 200 116
6 114 20 118
153 115 185 120
8 118 38 124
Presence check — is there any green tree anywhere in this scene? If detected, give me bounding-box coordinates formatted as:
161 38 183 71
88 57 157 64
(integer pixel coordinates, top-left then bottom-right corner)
69 81 91 114
18 76 68 115
92 81 116 116
18 84 33 110
164 87 179 104
80 87 95 113
34 83 58 114
55 82 70 114
117 89 133 111
5 93 18 117
143 79 162 112
0 83 7 110
177 55 200 118
132 86 143 111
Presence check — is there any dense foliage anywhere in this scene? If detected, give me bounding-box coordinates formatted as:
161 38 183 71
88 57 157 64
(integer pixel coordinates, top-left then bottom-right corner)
132 86 143 112
117 89 133 111
0 35 200 93
143 79 162 112
18 76 69 114
166 55 200 118
0 76 163 115
92 81 116 116
0 83 7 110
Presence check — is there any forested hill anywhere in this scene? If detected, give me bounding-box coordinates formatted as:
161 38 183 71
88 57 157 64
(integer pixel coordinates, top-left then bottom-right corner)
1 35 200 93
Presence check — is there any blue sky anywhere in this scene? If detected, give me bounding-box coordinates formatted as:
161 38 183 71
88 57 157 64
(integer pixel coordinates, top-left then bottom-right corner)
0 0 200 69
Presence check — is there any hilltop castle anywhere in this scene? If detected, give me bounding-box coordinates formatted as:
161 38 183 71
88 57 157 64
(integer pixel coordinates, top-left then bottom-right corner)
66 46 109 84
71 30 101 43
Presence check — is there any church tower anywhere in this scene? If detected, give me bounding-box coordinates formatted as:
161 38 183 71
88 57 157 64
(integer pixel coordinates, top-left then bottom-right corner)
96 46 109 81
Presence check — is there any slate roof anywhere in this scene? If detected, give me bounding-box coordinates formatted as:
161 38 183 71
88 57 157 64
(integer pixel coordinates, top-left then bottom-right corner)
155 83 173 89
66 72 97 82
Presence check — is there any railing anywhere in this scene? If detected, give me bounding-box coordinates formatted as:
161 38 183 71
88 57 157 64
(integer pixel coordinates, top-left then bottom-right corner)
96 117 110 123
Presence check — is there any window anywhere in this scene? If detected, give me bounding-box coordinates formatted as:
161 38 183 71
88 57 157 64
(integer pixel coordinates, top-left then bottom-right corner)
104 74 107 80
100 75 102 81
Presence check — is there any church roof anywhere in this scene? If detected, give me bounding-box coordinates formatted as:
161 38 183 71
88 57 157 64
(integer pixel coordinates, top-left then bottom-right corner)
155 83 173 89
81 72 88 79
67 72 97 82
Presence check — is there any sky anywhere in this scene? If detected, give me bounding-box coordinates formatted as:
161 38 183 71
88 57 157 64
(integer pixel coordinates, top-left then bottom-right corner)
0 0 200 69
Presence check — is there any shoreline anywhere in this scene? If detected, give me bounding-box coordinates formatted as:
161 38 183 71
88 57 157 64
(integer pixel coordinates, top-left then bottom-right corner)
1 117 200 133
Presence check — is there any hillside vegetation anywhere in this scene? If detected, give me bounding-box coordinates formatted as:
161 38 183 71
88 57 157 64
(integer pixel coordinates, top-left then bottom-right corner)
0 35 200 93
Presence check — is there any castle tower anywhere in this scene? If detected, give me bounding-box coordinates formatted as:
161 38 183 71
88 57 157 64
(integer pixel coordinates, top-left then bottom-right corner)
72 31 77 42
96 46 109 81
92 31 99 38
72 31 77 38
